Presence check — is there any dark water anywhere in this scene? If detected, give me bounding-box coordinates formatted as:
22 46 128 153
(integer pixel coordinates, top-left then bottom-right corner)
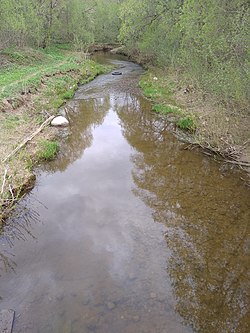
0 54 249 333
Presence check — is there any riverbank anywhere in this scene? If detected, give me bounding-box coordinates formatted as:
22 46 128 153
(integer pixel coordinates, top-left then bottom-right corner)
123 49 250 177
0 45 110 226
139 70 250 163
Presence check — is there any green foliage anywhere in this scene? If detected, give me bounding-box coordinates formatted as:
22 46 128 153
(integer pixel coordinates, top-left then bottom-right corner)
153 104 178 115
42 46 66 61
38 140 59 160
0 0 122 51
1 0 248 108
120 0 250 108
176 116 196 132
143 87 161 99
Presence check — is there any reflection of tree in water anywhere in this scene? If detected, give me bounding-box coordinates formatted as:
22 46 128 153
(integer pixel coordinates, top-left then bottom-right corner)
0 198 40 277
117 95 250 333
1 97 109 273
42 97 109 173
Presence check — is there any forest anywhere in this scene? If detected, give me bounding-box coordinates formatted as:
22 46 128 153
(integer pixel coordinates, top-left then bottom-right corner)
0 0 249 108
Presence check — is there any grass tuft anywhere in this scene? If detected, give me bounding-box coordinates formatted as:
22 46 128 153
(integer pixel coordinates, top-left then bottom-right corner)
152 104 178 115
38 140 59 160
176 116 196 131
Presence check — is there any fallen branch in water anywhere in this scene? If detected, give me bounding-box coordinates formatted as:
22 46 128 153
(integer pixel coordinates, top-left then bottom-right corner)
182 141 250 168
224 160 250 167
3 115 54 163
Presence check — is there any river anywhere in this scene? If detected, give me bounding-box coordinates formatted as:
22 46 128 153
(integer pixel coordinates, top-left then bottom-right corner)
0 53 249 333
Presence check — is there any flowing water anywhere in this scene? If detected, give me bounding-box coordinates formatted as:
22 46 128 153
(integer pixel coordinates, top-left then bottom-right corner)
0 53 249 333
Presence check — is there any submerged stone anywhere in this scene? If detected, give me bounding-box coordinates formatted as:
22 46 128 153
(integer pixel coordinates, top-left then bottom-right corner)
0 309 15 333
51 116 69 127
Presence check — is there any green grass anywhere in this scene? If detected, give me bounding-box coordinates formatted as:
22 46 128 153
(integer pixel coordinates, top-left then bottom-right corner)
32 60 111 118
38 140 59 160
176 116 196 131
1 47 48 64
152 103 178 115
139 81 164 99
139 73 174 101
3 114 28 129
140 71 197 133
0 61 78 100
63 90 75 100
0 45 102 101
0 46 111 114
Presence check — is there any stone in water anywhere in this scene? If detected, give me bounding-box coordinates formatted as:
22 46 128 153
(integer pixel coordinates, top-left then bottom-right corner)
51 116 69 127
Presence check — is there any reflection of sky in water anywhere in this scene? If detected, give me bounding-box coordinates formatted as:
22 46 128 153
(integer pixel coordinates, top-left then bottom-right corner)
35 107 158 286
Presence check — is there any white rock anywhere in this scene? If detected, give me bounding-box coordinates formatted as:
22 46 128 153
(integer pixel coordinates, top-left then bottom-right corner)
51 116 69 127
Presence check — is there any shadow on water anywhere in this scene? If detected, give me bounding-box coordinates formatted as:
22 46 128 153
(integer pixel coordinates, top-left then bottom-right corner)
0 54 249 333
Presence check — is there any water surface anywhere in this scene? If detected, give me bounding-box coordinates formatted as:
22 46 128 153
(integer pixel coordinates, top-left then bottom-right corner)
0 54 249 333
